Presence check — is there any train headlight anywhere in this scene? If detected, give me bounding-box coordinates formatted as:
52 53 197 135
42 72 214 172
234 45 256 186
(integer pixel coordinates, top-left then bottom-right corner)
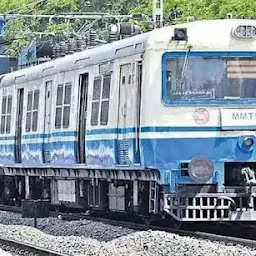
232 25 256 39
188 158 214 183
244 137 254 147
172 28 188 41
238 136 255 152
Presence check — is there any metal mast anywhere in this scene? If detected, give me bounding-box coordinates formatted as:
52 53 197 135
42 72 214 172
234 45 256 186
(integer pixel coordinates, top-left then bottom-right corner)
153 0 164 28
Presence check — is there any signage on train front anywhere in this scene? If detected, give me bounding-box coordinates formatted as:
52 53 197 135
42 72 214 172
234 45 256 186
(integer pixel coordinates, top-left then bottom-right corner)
221 109 256 130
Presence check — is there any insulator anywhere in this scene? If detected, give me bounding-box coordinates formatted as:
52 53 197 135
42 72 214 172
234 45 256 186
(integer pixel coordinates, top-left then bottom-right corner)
118 22 133 35
76 37 84 52
52 44 57 59
116 22 141 36
67 38 75 55
83 40 87 50
55 44 60 58
59 42 67 57
89 30 97 46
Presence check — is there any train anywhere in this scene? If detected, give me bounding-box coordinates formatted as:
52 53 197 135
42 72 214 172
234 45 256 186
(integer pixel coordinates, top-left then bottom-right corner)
0 18 256 222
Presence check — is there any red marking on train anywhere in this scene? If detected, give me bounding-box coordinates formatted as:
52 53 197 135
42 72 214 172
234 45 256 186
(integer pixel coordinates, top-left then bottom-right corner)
193 108 210 124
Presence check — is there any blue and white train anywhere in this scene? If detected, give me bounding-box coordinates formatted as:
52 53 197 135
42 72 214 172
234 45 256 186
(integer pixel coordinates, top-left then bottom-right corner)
1 19 256 221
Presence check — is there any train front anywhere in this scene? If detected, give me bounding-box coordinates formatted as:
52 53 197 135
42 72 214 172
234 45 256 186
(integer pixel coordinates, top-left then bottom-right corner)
143 19 256 221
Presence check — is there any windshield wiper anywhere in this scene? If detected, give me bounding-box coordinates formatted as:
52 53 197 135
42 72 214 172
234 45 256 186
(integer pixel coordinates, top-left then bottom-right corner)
180 46 192 88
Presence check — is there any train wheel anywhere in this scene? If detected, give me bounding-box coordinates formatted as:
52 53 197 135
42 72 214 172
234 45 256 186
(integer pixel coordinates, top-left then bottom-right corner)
172 219 183 230
161 211 167 220
54 205 60 213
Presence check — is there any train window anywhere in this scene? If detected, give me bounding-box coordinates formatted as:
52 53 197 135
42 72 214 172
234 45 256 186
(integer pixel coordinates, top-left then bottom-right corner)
32 90 39 131
6 96 12 134
91 78 101 126
91 75 112 126
100 101 109 125
64 84 71 104
0 116 5 134
102 76 111 99
55 108 62 129
25 112 31 132
164 56 256 102
100 75 111 125
62 83 71 128
32 111 38 131
0 96 12 134
7 96 12 114
63 106 70 128
33 91 39 110
27 92 33 111
91 102 99 126
55 83 72 129
26 90 39 132
1 97 6 134
1 97 6 115
92 79 101 100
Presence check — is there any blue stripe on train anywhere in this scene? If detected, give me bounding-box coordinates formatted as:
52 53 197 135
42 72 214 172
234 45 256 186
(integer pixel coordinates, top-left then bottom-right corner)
0 136 253 166
0 126 224 142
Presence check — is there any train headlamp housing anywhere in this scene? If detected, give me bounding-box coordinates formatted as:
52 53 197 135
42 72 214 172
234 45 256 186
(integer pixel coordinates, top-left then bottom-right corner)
188 157 214 183
244 137 254 147
238 136 255 152
232 25 256 39
172 28 188 41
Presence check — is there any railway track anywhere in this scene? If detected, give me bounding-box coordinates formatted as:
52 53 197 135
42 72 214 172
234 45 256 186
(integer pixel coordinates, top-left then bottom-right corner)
53 211 256 248
0 204 256 250
0 236 69 256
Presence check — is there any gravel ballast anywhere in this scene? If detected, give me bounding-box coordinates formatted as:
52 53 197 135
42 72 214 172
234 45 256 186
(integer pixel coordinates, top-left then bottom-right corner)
0 224 255 256
0 211 135 241
0 211 255 255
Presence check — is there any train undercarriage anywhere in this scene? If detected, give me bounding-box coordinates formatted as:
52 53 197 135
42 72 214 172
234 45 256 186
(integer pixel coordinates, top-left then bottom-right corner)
1 163 256 222
0 167 160 217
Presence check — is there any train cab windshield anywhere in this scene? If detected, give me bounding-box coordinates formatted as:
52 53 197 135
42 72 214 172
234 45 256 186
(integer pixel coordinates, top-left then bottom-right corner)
165 56 256 101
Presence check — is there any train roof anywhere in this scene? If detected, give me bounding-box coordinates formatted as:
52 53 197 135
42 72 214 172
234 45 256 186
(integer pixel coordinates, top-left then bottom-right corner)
1 19 256 87
0 30 150 87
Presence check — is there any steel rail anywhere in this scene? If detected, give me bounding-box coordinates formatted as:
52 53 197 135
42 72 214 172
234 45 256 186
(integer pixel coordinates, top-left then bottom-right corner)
52 212 256 248
0 237 70 256
0 204 256 249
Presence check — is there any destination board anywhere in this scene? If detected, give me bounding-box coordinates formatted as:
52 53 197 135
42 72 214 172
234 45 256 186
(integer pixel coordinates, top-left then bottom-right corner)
221 108 256 130
227 59 256 79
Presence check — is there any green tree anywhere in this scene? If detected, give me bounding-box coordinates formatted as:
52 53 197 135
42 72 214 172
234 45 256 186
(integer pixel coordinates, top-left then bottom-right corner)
131 0 256 24
1 0 78 56
3 0 256 56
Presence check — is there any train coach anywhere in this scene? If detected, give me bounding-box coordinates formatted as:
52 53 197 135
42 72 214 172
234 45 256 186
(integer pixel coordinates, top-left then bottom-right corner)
0 19 256 222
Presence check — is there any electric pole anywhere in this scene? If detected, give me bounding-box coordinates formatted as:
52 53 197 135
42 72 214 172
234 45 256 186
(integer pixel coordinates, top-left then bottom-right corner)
153 0 164 28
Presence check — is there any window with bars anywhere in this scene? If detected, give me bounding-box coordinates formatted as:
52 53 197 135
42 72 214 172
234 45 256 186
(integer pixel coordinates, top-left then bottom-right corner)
91 75 111 126
1 95 12 134
55 83 72 129
25 90 39 132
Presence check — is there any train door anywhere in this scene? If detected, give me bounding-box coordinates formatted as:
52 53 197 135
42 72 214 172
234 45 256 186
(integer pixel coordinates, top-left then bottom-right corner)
43 81 52 163
15 88 24 163
117 62 141 165
77 73 89 164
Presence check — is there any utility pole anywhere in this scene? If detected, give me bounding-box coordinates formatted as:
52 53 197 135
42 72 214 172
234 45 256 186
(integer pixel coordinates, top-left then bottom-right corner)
153 0 164 29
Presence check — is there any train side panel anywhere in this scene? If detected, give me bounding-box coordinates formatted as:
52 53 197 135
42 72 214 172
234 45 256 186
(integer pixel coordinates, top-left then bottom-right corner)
85 54 144 168
0 84 16 164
